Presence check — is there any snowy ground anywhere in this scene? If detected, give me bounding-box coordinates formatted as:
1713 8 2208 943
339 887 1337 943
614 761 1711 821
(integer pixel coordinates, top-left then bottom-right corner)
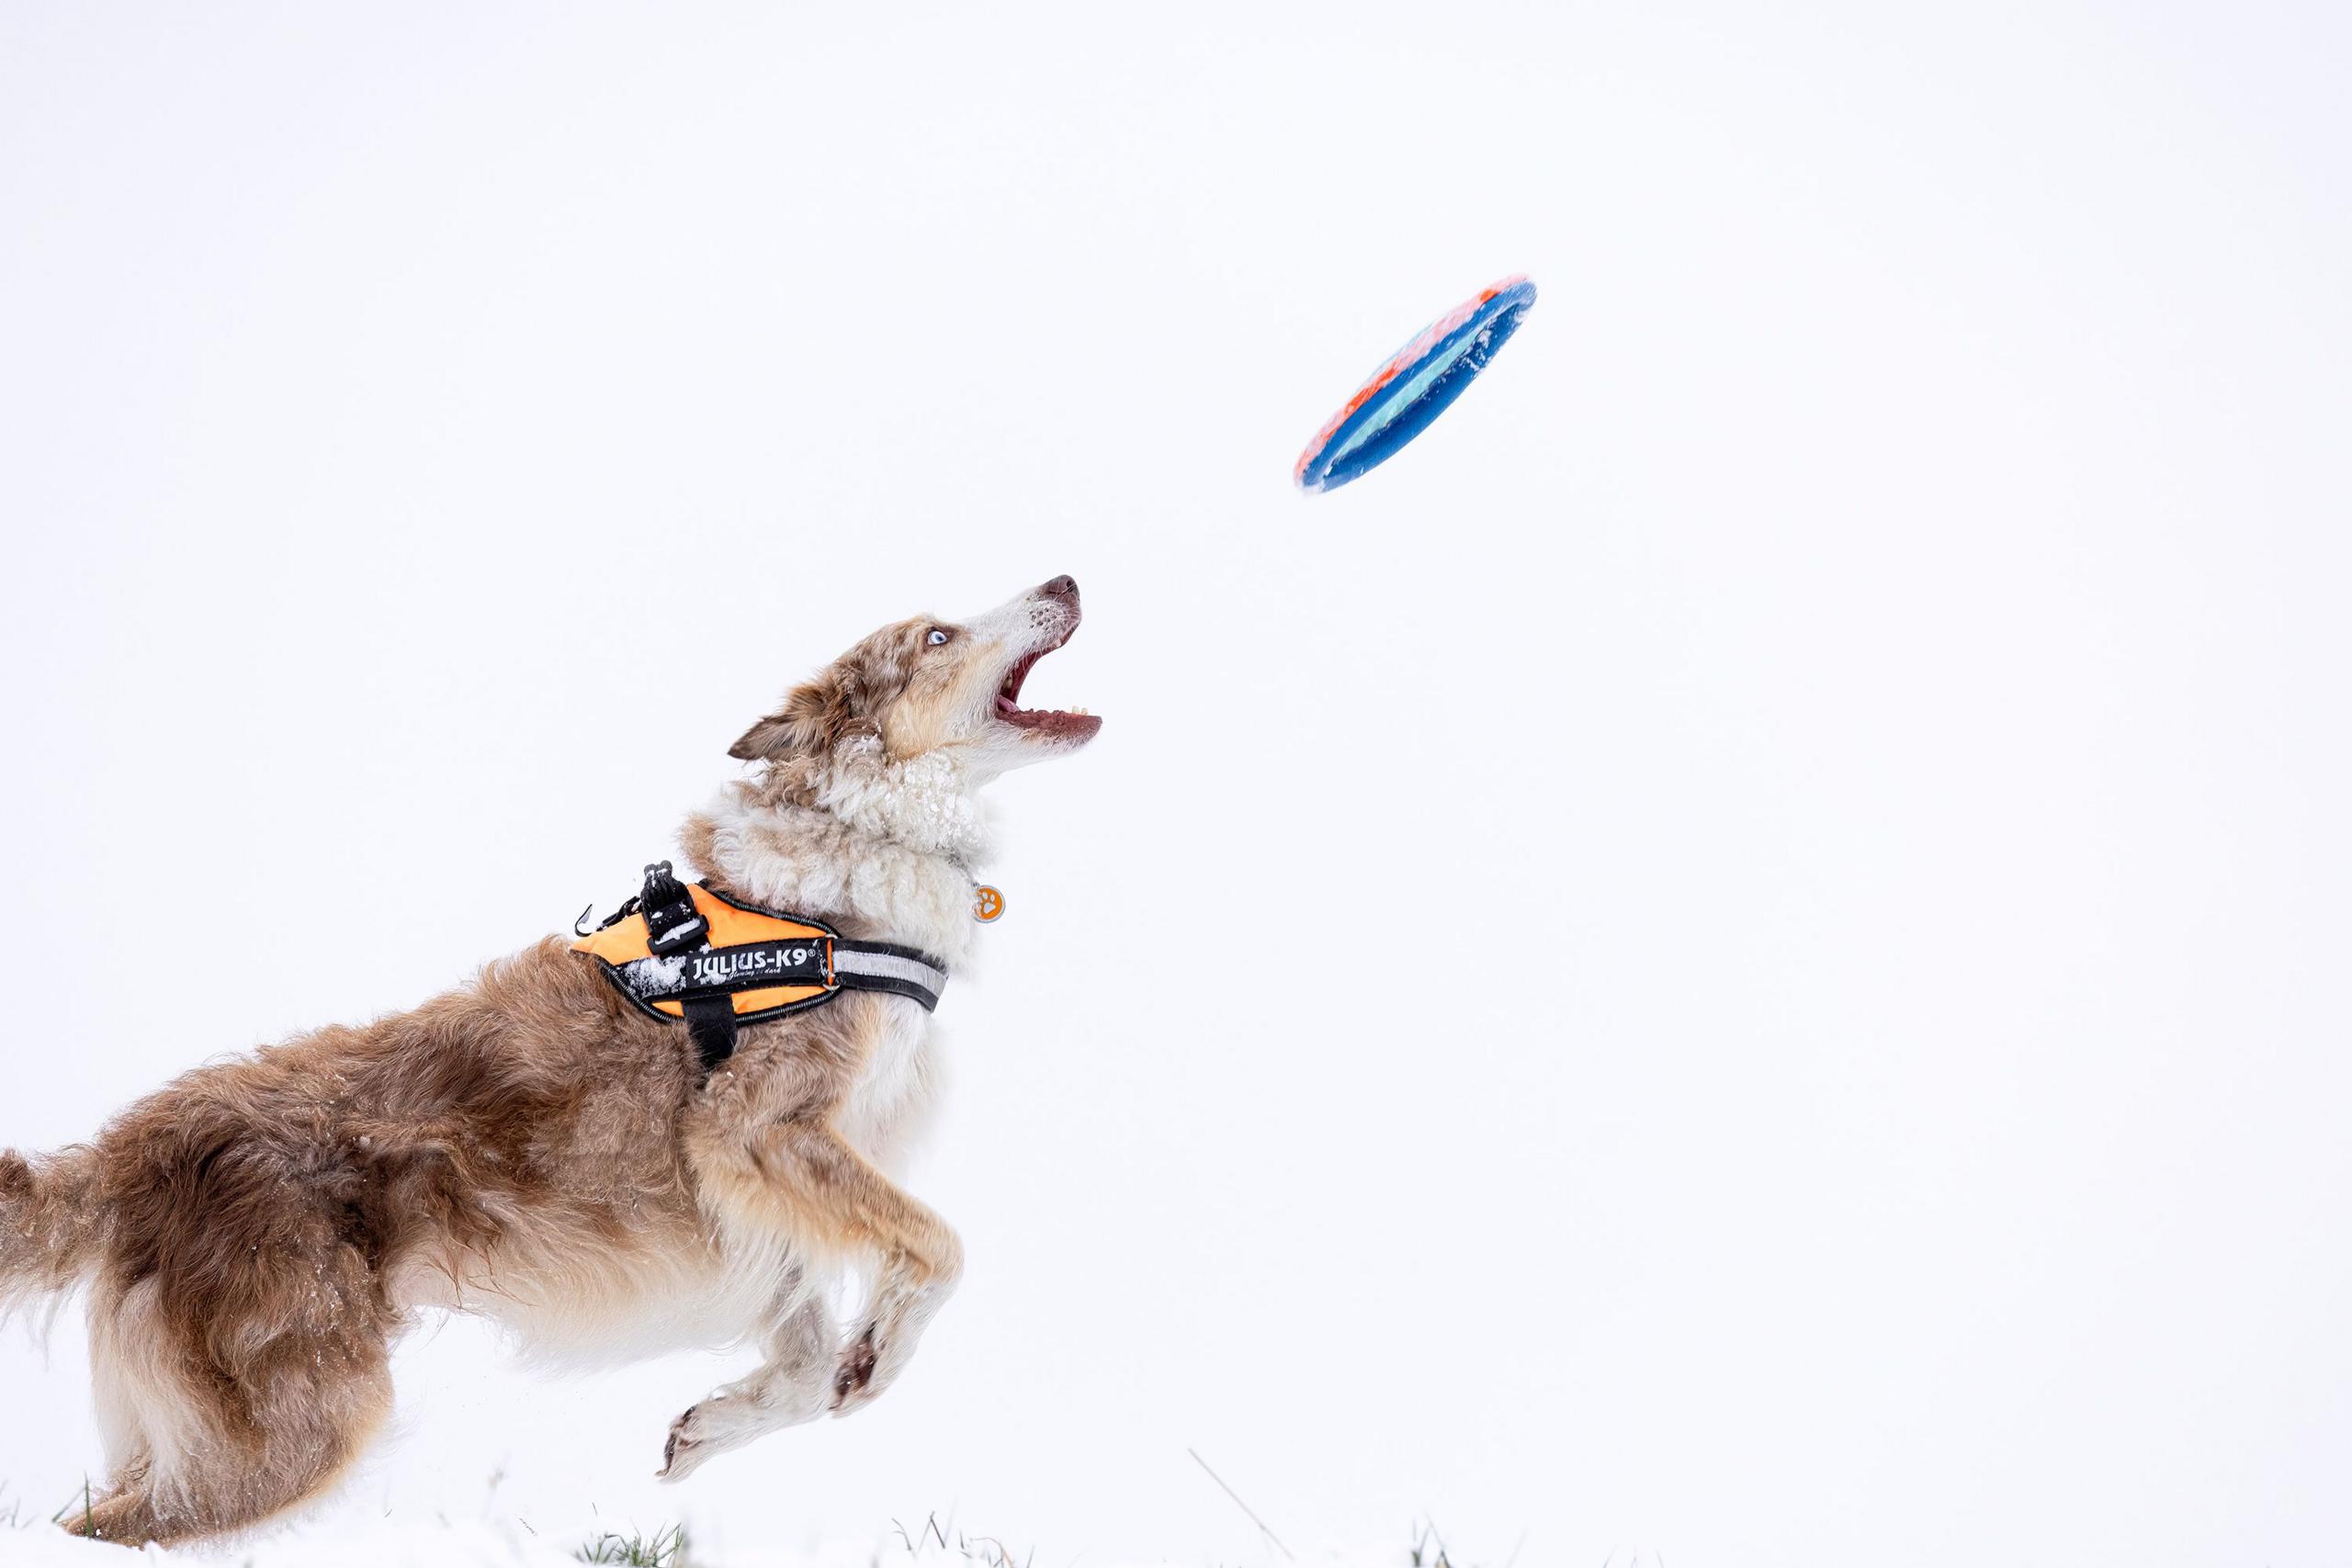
3 1513 1422 1568
7 1517 582 1568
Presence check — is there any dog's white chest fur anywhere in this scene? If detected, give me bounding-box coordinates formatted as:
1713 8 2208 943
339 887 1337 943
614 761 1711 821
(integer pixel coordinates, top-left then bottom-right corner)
688 781 977 1176
835 1001 943 1174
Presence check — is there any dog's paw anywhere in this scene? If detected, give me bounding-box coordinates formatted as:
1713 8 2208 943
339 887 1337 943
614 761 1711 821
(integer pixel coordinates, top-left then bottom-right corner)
659 1397 754 1483
830 1325 881 1416
658 1376 828 1481
831 1320 924 1418
657 1403 708 1483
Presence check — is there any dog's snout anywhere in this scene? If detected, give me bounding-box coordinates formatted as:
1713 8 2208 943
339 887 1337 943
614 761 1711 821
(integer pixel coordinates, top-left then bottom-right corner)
1040 575 1078 600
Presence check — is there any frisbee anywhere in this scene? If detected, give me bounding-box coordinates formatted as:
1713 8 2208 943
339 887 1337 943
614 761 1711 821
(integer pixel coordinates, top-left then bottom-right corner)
1293 275 1537 494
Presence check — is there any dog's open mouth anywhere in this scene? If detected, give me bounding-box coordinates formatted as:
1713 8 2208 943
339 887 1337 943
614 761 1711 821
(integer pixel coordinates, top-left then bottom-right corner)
994 629 1101 740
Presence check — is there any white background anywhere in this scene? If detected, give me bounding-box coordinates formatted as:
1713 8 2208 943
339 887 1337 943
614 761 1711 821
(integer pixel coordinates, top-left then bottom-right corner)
3 4 2347 1564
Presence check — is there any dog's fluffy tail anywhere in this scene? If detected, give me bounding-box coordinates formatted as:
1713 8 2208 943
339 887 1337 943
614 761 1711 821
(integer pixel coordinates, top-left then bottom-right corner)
0 1145 103 1319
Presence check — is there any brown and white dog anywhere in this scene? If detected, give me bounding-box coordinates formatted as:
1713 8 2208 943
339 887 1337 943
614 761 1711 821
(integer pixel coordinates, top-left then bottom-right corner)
0 575 1100 1548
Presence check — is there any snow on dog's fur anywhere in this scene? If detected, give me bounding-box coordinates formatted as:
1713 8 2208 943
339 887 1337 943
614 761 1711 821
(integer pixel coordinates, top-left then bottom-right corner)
0 576 1101 1549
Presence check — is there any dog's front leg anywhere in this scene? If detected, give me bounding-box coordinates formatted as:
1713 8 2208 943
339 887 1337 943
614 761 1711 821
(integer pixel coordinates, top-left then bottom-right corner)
659 1285 837 1483
747 1119 964 1419
678 1112 963 1458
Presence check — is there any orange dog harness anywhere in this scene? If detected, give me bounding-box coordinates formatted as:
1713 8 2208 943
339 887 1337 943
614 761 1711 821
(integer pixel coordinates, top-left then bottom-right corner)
573 863 948 1072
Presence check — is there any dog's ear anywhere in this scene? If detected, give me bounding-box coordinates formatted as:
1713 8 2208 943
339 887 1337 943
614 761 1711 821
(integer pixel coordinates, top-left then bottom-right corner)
730 620 929 762
729 661 888 761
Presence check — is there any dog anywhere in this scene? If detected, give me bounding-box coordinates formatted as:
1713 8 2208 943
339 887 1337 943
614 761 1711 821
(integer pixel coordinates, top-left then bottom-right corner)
0 575 1100 1548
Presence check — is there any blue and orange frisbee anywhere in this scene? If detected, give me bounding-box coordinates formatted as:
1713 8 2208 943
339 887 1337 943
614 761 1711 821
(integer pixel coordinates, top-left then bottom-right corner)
1294 275 1537 494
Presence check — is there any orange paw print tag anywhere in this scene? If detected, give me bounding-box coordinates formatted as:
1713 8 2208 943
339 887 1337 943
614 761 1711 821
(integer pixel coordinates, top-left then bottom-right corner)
971 885 1006 923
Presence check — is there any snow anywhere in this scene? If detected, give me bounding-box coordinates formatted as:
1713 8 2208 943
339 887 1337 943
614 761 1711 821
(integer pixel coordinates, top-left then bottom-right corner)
0 1515 1412 1568
4 3 2351 1566
3 1518 579 1568
626 953 690 997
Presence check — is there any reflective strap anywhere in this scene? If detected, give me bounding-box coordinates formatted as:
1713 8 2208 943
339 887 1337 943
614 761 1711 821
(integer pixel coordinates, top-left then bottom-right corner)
831 943 948 1011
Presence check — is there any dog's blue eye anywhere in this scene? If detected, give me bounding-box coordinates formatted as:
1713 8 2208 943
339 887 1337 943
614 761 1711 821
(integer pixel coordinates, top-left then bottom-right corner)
927 628 950 646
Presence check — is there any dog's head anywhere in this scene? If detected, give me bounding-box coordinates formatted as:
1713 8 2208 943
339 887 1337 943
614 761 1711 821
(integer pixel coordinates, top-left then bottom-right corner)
729 575 1101 786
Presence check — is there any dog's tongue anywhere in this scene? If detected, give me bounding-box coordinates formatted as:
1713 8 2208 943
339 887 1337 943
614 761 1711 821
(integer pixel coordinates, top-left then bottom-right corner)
1014 707 1100 739
995 693 1098 737
995 638 1098 736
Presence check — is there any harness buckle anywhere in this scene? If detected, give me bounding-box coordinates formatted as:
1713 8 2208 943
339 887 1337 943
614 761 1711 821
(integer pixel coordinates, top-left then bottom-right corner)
639 861 710 955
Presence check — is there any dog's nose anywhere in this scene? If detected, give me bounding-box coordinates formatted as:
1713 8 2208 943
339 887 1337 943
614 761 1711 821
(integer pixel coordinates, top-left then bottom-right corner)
1041 574 1078 598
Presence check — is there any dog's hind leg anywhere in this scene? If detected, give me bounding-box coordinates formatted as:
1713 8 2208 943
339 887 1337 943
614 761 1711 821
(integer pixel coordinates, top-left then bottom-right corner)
658 1269 837 1482
72 1325 394 1548
73 1239 397 1547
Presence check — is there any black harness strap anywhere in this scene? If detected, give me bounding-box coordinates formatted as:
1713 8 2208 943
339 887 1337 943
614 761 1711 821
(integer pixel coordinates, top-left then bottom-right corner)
636 862 732 1068
679 992 740 1074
